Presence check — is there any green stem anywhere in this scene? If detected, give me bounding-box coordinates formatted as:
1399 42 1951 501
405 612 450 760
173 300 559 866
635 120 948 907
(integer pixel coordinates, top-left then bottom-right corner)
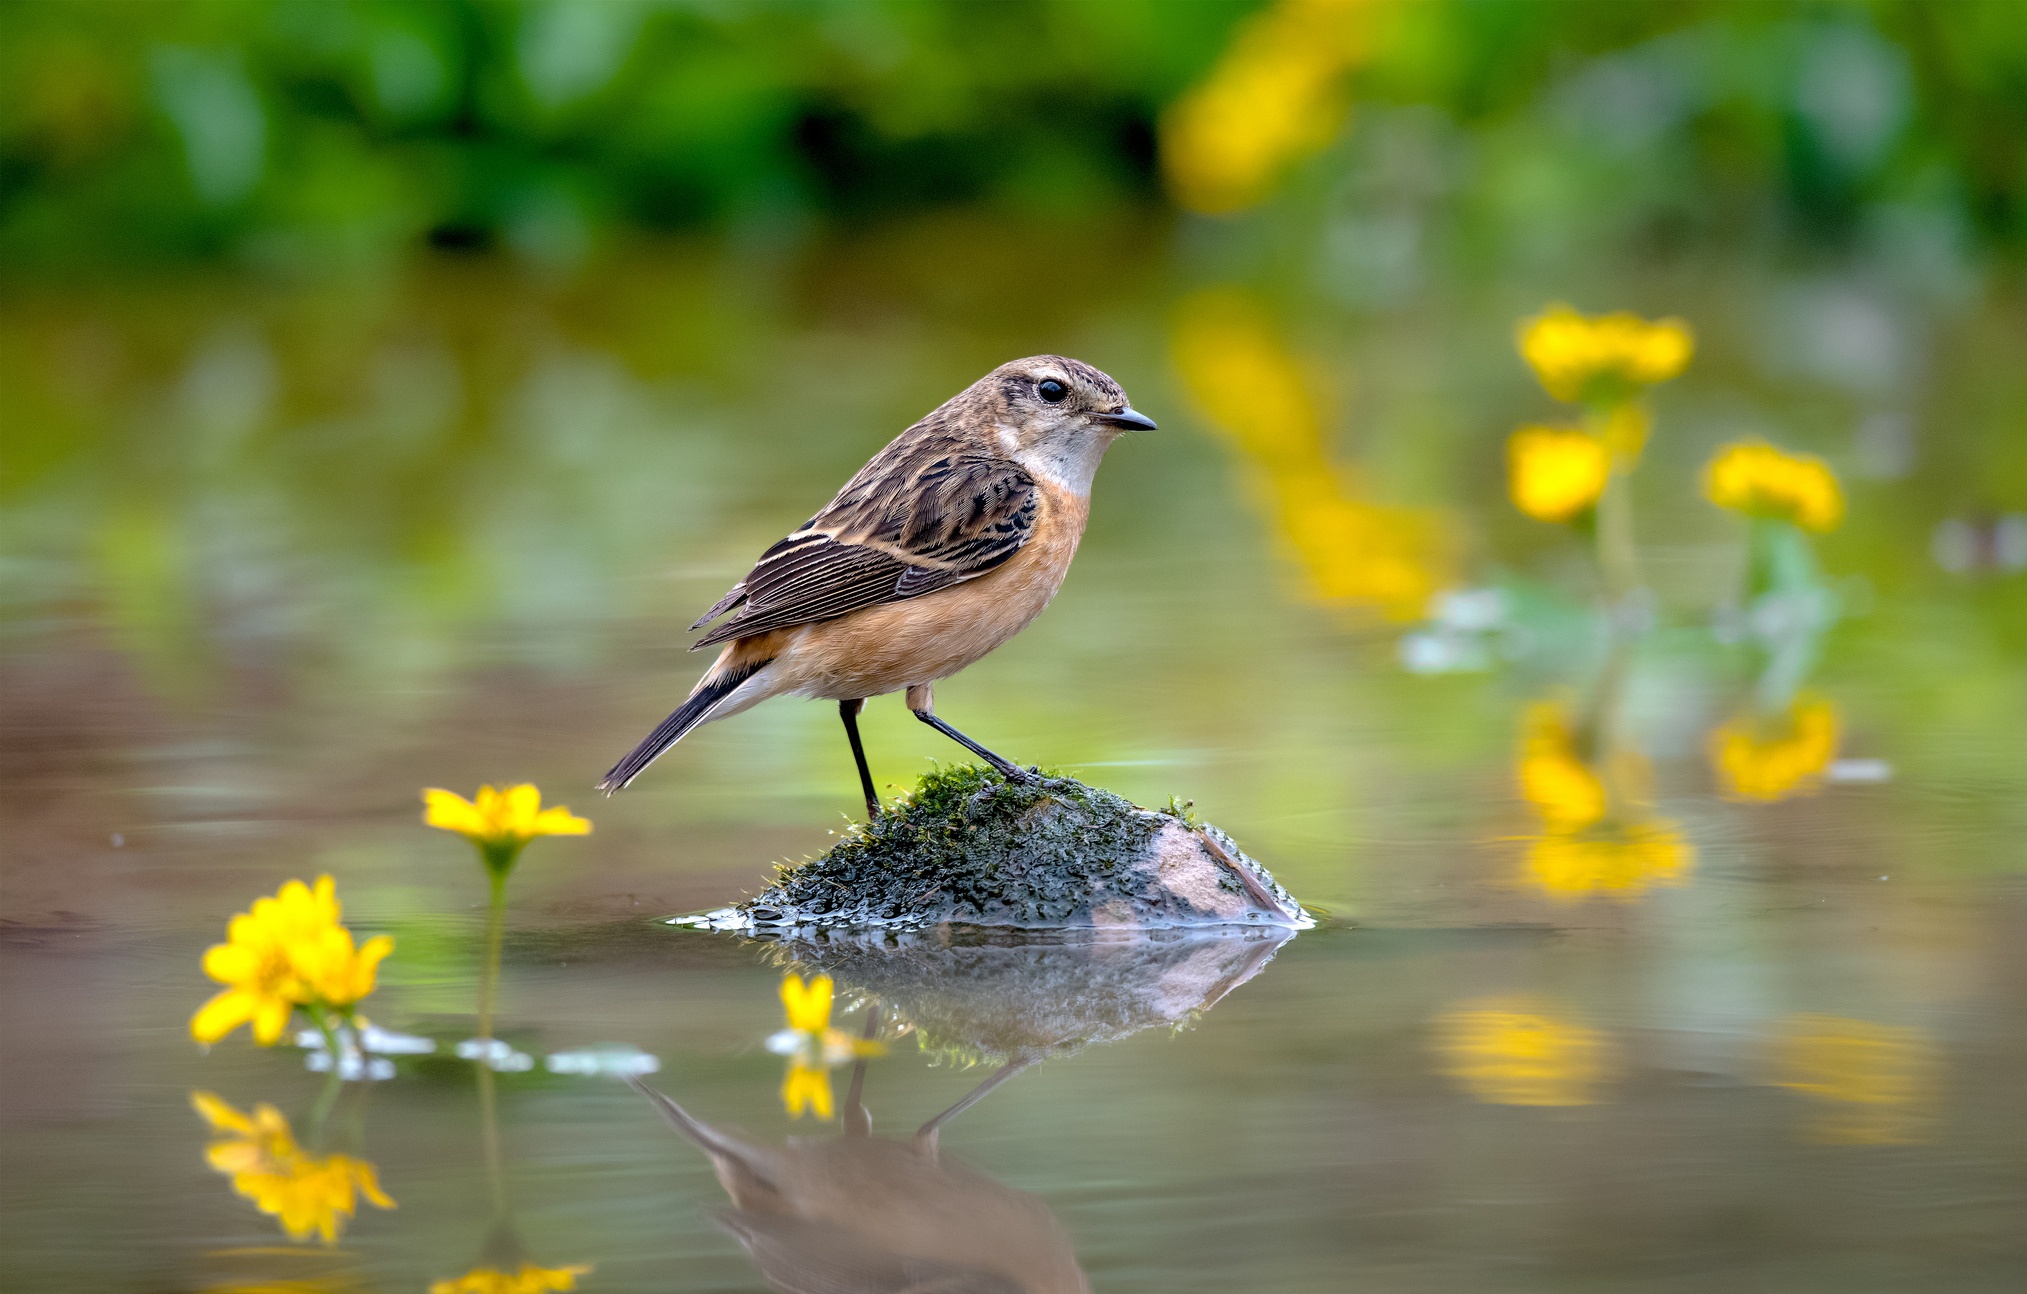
476 871 509 1041
1595 463 1640 606
304 1004 345 1140
476 1060 507 1216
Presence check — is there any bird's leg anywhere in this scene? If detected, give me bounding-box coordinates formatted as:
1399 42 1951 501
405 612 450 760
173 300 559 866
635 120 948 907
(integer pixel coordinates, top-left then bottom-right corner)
914 1057 1038 1158
904 684 1034 783
839 698 880 820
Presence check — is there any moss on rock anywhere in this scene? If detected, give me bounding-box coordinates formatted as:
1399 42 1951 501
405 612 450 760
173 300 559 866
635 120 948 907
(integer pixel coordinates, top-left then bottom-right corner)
682 764 1309 933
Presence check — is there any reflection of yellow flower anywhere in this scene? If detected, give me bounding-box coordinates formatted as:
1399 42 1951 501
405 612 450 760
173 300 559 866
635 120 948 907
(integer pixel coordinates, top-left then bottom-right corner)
1769 1015 1938 1145
1703 441 1844 532
1171 289 1449 620
1160 0 1384 214
1711 697 1840 802
781 1060 834 1121
424 784 591 875
767 974 882 1121
1508 425 1609 523
192 877 393 1046
1518 304 1694 404
192 1092 394 1244
1516 702 1612 830
1514 703 1693 901
1525 821 1693 900
429 1263 593 1294
1433 997 1614 1106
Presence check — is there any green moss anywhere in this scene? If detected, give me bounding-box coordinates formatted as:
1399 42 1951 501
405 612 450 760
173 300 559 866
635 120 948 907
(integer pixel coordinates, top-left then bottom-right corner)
743 764 1184 929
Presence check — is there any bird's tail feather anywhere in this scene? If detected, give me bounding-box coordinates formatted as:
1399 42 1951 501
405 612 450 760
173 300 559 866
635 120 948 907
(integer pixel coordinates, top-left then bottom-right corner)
598 658 765 793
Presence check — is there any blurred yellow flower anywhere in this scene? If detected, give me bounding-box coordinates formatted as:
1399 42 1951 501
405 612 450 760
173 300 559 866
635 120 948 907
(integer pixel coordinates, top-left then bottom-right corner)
1711 696 1840 801
1769 1015 1938 1145
1517 304 1694 405
424 784 590 874
1514 703 1693 901
1703 441 1844 532
1160 0 1385 215
192 1091 394 1244
766 973 882 1121
192 876 392 1046
1433 997 1615 1106
1508 425 1610 523
1525 819 1693 900
1171 289 1450 620
1516 702 1607 830
429 1263 593 1294
781 1060 835 1121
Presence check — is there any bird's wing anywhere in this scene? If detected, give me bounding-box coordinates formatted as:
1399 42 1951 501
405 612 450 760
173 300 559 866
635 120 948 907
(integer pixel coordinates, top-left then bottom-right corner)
692 445 1036 648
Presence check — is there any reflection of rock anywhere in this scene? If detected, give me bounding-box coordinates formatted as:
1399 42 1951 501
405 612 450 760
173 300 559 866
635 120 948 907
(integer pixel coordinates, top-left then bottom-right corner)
634 1074 1089 1294
682 765 1309 932
767 928 1293 1063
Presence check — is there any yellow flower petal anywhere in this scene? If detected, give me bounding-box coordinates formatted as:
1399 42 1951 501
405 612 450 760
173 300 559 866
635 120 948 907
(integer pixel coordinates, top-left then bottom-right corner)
780 974 833 1035
782 1060 834 1121
1518 304 1695 404
192 988 264 1044
530 805 592 837
1508 425 1610 523
424 788 489 838
190 1090 254 1134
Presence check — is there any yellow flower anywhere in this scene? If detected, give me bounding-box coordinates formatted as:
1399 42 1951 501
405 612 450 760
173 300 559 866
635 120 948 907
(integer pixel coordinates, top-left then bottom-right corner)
428 1263 593 1294
1433 997 1615 1106
1769 1015 1938 1145
1525 819 1694 901
1711 696 1840 801
1514 703 1693 900
766 974 883 1120
1171 289 1450 620
191 876 393 1046
424 784 591 875
192 1091 395 1244
1507 425 1610 524
1516 703 1606 830
1703 441 1844 532
1160 0 1384 215
1517 304 1694 405
781 1060 835 1121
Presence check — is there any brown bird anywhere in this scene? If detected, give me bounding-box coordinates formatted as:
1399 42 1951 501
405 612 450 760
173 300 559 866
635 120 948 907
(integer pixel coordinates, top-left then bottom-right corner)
599 356 1155 813
629 1060 1088 1294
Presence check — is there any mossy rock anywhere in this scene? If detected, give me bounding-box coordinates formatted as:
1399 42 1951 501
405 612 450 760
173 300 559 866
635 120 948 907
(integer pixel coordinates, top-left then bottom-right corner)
758 926 1295 1064
678 765 1310 933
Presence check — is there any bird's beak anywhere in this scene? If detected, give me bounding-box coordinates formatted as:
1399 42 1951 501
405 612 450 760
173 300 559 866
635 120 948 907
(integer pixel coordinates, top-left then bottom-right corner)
1095 406 1158 431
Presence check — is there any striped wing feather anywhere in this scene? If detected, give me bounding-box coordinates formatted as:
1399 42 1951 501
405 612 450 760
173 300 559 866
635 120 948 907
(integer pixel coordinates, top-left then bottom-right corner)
692 441 1036 648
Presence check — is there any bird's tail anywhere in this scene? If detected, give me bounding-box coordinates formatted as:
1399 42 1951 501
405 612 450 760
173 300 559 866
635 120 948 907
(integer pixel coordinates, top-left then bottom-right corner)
598 656 766 793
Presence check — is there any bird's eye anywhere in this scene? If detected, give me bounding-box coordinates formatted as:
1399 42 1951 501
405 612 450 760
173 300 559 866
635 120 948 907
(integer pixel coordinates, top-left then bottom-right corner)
1036 378 1068 403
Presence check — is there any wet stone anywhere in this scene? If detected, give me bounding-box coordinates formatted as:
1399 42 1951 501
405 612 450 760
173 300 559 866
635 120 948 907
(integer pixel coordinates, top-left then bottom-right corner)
678 764 1311 933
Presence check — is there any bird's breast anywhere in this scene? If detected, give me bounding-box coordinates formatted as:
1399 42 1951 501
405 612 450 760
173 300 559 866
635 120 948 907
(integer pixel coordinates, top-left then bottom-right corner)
778 484 1091 699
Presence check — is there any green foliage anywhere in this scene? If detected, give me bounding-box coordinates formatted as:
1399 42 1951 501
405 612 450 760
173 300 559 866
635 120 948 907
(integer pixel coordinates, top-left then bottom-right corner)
3 0 2024 268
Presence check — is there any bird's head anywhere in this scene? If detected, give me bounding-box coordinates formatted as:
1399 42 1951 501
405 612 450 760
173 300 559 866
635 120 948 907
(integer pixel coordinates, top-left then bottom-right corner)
969 355 1155 494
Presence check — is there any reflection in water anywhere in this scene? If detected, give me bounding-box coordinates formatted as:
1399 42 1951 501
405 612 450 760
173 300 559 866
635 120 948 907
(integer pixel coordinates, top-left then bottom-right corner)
1514 701 1693 901
770 928 1291 1064
766 973 886 1121
638 931 1291 1292
431 1063 594 1292
1711 695 1841 802
1171 289 1448 620
1432 997 1616 1107
190 1092 394 1245
1769 1015 1939 1146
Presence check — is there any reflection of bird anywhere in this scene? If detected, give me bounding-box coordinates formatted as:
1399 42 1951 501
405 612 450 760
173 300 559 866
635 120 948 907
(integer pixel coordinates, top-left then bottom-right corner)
631 1064 1088 1294
599 357 1155 812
